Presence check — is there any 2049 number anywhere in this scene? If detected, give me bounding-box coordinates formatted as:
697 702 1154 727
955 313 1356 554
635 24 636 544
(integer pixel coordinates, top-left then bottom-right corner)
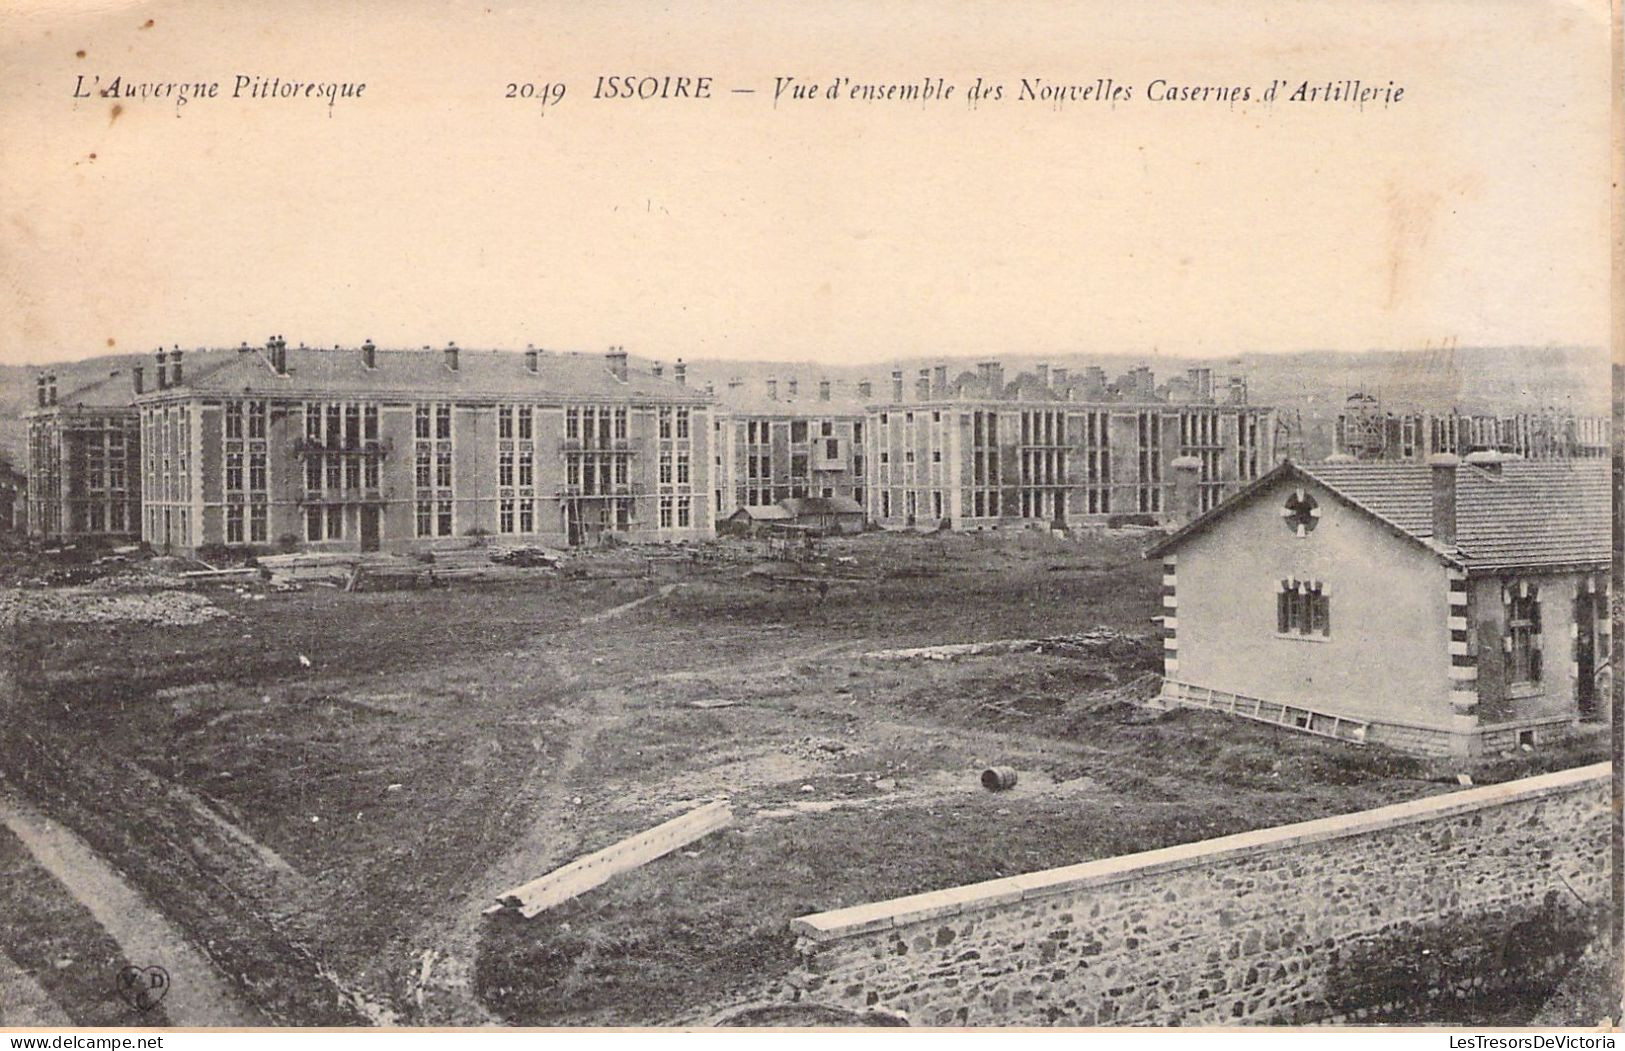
505 82 567 106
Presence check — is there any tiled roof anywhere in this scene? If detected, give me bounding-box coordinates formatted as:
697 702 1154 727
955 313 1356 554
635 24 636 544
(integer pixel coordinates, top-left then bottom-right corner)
730 504 793 521
713 380 869 417
781 495 864 515
1152 458 1611 572
1294 462 1437 535
43 371 140 411
138 346 709 404
1448 461 1612 569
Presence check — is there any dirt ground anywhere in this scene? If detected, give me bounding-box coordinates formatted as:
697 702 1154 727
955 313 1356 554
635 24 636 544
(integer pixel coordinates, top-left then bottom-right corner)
0 530 1608 1025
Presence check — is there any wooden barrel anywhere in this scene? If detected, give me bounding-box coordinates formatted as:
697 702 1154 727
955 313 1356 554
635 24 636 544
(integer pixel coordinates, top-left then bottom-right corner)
980 766 1018 791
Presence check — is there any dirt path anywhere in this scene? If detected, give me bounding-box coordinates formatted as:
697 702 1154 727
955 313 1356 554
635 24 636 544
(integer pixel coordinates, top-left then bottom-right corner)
0 794 267 1027
409 677 638 1025
581 583 678 625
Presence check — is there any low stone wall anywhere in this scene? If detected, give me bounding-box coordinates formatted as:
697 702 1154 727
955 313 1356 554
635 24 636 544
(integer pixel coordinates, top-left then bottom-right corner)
788 763 1611 1026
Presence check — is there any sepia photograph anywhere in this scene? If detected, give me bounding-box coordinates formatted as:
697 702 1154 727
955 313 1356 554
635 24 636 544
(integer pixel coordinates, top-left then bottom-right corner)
0 0 1617 1036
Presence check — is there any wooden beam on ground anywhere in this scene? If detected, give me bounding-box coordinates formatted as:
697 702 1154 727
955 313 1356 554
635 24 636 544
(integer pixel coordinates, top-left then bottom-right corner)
485 799 732 919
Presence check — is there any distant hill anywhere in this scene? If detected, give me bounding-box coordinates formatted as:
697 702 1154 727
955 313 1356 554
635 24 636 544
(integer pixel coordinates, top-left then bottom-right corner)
0 345 1607 466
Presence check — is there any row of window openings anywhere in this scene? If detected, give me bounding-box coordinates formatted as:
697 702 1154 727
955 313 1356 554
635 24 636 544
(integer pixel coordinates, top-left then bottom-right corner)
879 411 941 426
148 457 190 502
507 495 695 532
744 420 856 445
1275 582 1547 687
877 490 947 520
225 504 270 544
308 403 380 446
414 496 694 539
415 404 453 442
318 445 696 494
77 502 133 534
227 452 270 493
1179 412 1222 448
81 454 129 493
736 485 865 507
567 406 629 444
224 401 269 441
310 454 380 493
878 449 941 465
947 487 1118 519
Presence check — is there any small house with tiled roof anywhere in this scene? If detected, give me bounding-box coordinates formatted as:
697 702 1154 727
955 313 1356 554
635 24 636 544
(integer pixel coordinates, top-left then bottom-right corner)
1147 454 1611 756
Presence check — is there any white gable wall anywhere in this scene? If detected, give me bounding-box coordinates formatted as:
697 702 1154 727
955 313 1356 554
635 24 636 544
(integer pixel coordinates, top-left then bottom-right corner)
1168 475 1455 730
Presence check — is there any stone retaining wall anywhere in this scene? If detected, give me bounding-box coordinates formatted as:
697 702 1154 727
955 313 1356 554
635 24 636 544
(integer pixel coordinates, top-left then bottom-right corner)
788 763 1611 1026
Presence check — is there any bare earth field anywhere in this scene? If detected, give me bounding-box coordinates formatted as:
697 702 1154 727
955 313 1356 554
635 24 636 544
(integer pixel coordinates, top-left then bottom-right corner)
0 531 1607 1025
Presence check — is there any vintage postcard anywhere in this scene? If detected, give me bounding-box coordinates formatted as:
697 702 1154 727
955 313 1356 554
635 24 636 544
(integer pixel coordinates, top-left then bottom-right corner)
0 0 1616 1035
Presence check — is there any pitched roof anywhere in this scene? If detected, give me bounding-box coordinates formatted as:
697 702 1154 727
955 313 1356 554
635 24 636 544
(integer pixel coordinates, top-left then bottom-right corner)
30 371 140 413
713 380 869 417
136 346 709 404
1150 458 1611 572
781 495 864 515
730 504 794 521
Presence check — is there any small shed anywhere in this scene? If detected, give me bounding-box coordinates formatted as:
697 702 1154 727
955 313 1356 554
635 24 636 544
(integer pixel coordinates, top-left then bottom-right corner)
779 495 866 535
723 503 795 537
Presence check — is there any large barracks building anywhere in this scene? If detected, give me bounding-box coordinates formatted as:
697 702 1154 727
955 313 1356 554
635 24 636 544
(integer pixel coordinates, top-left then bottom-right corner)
26 339 1286 553
29 339 712 553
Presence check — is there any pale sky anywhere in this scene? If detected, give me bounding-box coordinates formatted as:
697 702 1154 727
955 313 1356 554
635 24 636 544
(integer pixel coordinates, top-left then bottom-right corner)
0 0 1613 366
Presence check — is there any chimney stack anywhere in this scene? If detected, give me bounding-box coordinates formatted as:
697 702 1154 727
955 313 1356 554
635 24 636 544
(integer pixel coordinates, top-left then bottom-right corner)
131 365 144 396
819 378 831 402
1052 366 1069 390
891 368 904 402
728 376 744 391
524 345 538 373
787 377 798 400
267 335 288 376
46 374 56 406
652 361 664 379
444 342 459 372
766 377 778 401
858 379 873 400
35 375 46 408
1429 453 1459 547
674 359 687 386
705 380 716 396
916 368 931 401
606 346 628 382
980 361 1005 397
933 365 948 397
1227 376 1247 405
1171 455 1203 525
362 339 377 370
156 349 169 390
1036 363 1050 389
1188 367 1214 403
170 347 183 387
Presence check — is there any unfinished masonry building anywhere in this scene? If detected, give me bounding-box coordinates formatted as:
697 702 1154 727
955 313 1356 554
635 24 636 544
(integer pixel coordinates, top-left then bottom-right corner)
27 341 714 553
715 361 1273 531
25 343 1288 553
